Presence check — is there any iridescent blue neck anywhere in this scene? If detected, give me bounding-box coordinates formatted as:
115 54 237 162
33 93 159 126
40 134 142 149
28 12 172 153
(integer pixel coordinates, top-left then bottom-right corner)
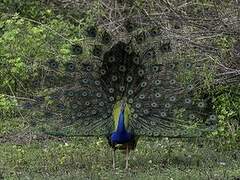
116 110 126 133
111 109 132 144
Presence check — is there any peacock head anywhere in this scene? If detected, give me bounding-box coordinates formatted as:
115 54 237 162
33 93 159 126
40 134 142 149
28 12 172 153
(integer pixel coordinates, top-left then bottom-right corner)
120 99 126 112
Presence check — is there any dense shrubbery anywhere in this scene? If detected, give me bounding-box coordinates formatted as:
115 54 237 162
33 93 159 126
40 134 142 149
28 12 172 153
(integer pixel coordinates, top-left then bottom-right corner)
0 2 89 116
212 85 240 149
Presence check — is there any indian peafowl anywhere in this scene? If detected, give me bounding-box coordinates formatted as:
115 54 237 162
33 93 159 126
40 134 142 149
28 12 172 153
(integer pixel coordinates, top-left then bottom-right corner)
20 26 218 169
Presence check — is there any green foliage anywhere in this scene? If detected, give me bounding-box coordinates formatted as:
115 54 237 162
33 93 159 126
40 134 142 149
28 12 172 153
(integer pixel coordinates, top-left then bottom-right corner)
213 35 235 58
0 117 26 135
0 0 49 20
211 85 240 149
0 4 96 115
0 95 18 120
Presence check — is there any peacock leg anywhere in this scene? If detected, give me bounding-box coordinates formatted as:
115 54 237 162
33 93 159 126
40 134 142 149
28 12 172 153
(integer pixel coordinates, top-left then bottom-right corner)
125 144 129 169
112 148 116 169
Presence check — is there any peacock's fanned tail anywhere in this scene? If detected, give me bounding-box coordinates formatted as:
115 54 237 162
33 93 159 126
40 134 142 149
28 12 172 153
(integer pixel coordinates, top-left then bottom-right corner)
20 26 218 137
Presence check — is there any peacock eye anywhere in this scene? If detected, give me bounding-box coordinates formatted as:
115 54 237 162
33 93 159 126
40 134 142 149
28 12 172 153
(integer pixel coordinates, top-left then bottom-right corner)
143 109 149 114
124 45 131 53
82 79 89 84
133 56 140 64
109 88 114 93
109 96 114 102
151 102 157 107
82 92 88 97
99 101 104 106
165 103 171 108
111 75 118 81
119 65 126 72
169 79 176 85
209 114 216 121
169 96 176 102
127 76 133 82
100 69 106 75
153 66 159 72
32 80 40 87
128 98 134 104
46 76 55 83
138 69 145 76
155 93 161 98
189 114 196 120
187 84 194 91
108 56 115 63
93 45 102 57
161 112 166 117
85 101 90 106
65 62 76 72
135 103 141 108
154 80 161 85
128 89 133 95
198 102 205 108
47 59 59 69
184 98 191 104
96 92 102 98
86 26 97 37
95 80 100 86
139 94 145 99
169 63 175 69
140 82 147 87
119 86 125 92
71 44 83 55
185 62 192 68
133 114 138 118
64 91 73 97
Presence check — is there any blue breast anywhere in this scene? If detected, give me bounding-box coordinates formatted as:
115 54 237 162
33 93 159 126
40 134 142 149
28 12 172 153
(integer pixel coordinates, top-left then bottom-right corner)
111 110 133 144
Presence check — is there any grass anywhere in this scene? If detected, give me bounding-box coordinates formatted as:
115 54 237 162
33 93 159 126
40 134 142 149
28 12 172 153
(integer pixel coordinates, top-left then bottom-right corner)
0 119 240 179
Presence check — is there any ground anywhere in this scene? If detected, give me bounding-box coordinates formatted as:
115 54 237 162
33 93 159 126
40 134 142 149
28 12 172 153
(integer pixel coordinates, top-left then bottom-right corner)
0 118 240 179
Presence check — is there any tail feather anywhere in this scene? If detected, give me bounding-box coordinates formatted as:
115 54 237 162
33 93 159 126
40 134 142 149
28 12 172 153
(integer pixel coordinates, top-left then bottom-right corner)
19 24 218 138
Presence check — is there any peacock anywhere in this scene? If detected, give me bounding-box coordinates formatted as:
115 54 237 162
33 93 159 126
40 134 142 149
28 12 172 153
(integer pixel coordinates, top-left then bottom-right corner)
20 25 218 169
